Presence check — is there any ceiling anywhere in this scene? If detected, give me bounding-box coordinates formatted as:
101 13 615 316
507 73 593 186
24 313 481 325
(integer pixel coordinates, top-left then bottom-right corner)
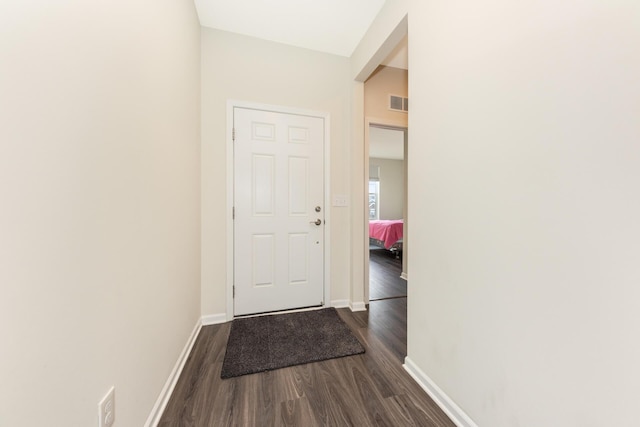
369 126 404 160
194 0 387 57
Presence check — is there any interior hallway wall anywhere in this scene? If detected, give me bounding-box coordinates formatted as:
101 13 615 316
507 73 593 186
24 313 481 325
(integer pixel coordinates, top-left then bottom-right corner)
364 65 408 125
201 28 353 316
407 1 640 425
0 0 202 425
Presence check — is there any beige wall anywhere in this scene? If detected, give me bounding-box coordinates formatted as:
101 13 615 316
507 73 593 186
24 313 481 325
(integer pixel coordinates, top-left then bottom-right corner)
364 66 408 126
201 28 353 316
0 1 201 426
370 158 405 220
408 0 640 426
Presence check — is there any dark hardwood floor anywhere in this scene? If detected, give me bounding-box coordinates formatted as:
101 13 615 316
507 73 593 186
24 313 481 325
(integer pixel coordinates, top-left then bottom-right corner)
369 248 406 301
158 299 455 427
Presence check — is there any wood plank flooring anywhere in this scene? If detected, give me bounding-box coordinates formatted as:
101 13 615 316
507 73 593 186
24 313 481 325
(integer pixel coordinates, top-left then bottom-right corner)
369 248 407 301
158 299 455 427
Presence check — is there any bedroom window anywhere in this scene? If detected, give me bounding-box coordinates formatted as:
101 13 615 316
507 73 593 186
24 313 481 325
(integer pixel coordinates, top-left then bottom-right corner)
369 180 380 220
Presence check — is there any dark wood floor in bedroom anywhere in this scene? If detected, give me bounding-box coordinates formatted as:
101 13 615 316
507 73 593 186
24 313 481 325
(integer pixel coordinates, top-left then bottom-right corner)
369 247 407 301
158 296 454 427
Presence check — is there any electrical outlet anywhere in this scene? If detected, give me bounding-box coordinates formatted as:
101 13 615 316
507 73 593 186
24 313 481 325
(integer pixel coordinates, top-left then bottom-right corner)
98 386 115 427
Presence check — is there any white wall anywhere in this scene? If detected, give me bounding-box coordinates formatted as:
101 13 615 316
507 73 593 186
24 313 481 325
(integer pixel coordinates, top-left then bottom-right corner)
201 29 352 316
407 1 640 426
0 1 201 425
370 158 404 220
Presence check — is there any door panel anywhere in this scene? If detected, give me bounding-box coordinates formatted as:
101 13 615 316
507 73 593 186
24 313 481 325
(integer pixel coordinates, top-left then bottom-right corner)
288 233 309 284
288 157 308 215
252 155 275 215
233 107 324 316
252 234 274 287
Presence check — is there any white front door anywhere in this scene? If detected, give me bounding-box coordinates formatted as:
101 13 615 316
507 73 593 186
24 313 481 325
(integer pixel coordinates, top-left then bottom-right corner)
233 107 325 316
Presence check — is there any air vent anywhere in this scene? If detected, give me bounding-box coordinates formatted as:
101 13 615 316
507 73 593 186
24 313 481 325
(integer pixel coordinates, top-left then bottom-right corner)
389 95 408 113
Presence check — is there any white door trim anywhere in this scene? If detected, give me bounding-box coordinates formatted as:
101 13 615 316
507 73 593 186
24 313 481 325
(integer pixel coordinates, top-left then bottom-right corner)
364 117 408 304
226 100 331 320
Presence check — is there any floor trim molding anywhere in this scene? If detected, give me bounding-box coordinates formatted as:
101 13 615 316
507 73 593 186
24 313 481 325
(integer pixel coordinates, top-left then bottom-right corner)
201 313 227 326
403 357 478 427
332 300 367 312
330 299 350 308
350 301 367 312
145 319 202 427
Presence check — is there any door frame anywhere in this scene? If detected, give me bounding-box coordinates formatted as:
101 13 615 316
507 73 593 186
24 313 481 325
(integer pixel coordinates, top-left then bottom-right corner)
364 117 408 303
225 100 332 320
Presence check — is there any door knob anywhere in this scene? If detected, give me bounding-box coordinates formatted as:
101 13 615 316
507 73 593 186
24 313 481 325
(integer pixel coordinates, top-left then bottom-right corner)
310 219 322 226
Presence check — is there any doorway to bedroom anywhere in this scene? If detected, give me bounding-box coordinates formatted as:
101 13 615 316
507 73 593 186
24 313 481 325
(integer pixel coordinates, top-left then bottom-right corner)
362 43 409 303
367 124 407 301
360 30 408 306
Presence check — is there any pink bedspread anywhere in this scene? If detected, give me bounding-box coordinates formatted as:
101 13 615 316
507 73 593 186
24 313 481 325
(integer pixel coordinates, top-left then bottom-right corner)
369 220 403 249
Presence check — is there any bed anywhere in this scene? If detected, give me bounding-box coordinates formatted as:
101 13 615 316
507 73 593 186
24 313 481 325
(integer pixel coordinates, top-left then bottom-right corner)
369 219 403 257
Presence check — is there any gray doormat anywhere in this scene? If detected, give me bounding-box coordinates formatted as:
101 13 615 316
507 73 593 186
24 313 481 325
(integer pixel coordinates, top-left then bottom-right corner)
221 308 365 379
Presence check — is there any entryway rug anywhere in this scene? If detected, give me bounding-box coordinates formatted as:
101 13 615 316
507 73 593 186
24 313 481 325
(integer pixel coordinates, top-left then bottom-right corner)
221 307 365 379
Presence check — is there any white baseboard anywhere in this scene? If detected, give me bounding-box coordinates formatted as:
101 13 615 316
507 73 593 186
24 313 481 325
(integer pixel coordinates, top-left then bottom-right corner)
201 313 227 325
400 272 408 281
331 300 367 312
349 301 367 312
403 357 478 427
330 299 350 308
145 319 202 427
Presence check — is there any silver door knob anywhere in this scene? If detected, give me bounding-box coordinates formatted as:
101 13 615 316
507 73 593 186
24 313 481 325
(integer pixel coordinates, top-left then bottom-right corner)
310 219 322 226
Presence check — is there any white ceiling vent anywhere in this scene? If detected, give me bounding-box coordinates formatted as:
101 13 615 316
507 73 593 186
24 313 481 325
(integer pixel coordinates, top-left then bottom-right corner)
389 95 408 113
